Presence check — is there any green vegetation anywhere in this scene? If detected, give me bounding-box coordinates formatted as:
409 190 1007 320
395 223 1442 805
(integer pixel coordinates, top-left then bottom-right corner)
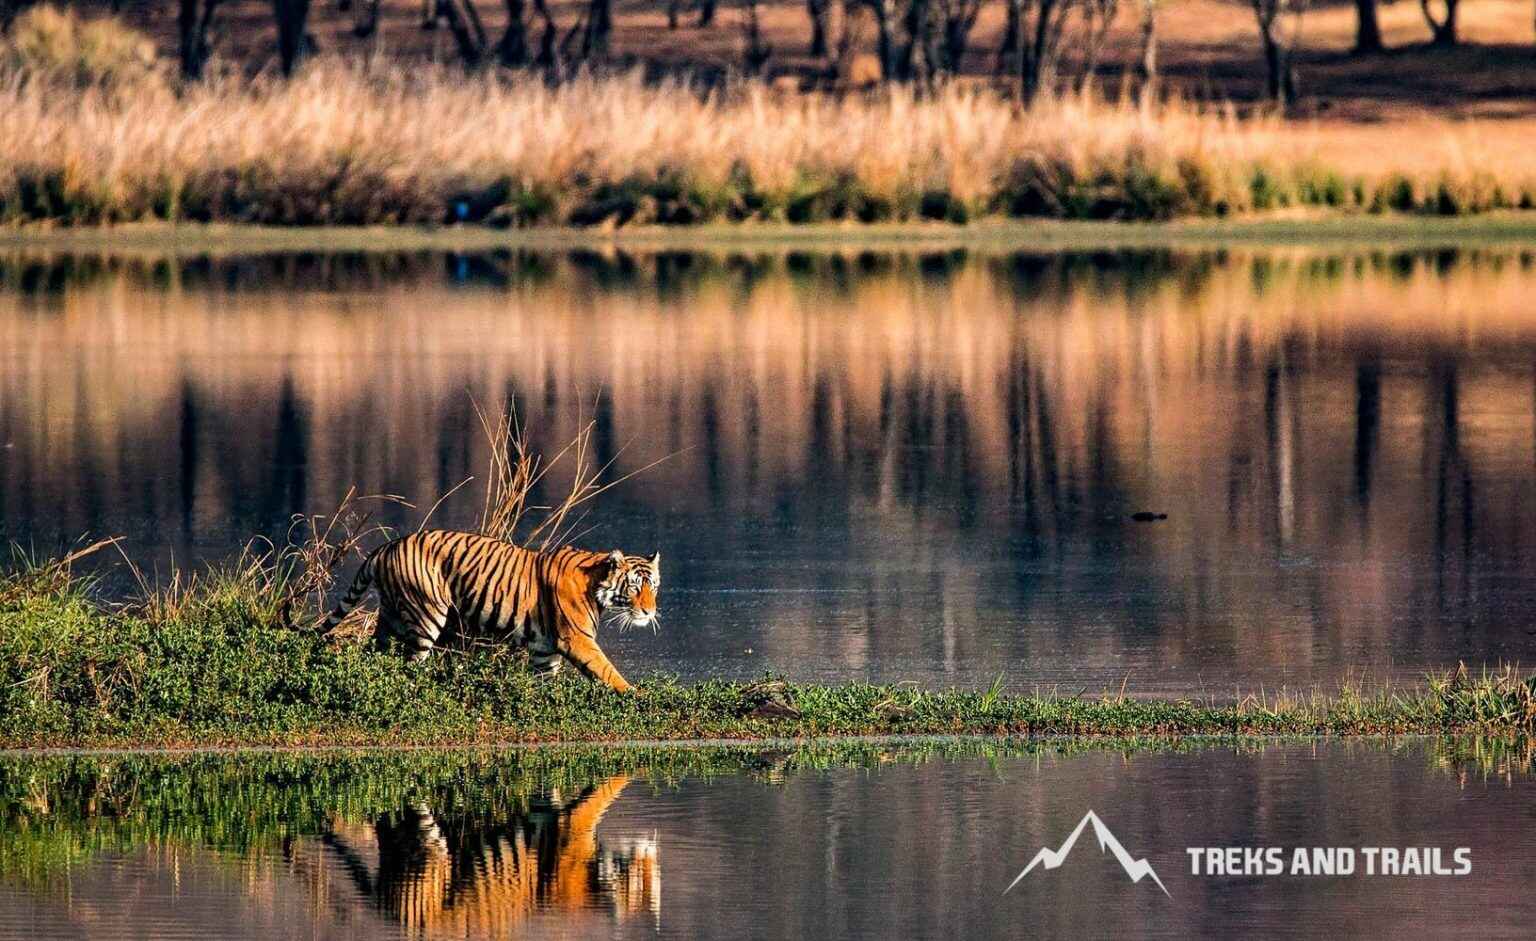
3 552 1536 747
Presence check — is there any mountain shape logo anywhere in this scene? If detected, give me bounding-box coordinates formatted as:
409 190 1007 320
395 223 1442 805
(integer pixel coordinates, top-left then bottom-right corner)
1004 810 1170 898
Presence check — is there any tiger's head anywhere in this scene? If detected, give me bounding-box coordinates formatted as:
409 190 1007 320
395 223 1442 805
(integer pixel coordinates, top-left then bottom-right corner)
593 551 662 631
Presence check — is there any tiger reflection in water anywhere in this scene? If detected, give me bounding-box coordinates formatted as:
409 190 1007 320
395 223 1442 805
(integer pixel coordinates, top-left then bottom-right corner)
311 775 659 937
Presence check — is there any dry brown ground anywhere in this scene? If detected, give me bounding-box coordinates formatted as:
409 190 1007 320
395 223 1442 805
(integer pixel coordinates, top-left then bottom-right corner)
78 0 1536 121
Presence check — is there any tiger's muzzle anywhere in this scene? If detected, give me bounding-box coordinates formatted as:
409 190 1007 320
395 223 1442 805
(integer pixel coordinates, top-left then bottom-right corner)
628 583 658 629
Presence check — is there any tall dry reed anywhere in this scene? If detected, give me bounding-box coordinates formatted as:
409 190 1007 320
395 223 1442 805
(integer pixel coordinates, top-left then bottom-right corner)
1 52 1532 225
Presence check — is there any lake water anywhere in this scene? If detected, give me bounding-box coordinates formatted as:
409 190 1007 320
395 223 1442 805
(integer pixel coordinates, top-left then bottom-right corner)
0 739 1531 939
5 245 1536 693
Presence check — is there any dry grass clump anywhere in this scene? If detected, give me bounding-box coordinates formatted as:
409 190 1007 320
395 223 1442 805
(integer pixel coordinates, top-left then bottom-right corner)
1 6 159 90
288 397 664 639
0 42 1533 225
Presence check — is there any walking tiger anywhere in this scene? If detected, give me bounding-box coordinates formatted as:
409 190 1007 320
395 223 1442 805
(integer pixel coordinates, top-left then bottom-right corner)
323 530 659 692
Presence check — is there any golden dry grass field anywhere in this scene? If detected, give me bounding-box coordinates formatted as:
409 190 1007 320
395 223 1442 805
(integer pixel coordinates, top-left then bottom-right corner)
5 1 1536 226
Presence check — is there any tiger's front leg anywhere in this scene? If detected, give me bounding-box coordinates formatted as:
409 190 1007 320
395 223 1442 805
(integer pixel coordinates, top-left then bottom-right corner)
559 633 633 693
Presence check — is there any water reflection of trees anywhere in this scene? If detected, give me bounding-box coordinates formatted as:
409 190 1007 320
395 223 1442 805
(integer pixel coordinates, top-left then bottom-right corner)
5 246 1536 686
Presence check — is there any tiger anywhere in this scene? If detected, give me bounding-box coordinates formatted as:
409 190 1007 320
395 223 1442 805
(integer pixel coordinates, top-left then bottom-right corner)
322 530 660 693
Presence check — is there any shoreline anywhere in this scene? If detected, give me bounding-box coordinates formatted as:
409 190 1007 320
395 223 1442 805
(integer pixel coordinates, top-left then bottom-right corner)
3 672 1532 750
1 727 1531 754
9 215 1536 255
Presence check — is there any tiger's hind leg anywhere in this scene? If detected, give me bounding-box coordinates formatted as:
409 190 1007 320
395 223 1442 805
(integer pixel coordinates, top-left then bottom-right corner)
394 594 451 662
528 634 563 679
372 599 404 654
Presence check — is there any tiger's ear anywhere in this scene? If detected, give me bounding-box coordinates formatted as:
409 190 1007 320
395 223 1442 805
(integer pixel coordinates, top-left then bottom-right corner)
649 552 660 572
607 549 625 569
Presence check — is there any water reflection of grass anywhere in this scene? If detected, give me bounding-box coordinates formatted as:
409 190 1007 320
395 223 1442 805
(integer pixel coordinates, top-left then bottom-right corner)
3 552 1535 747
0 736 1528 887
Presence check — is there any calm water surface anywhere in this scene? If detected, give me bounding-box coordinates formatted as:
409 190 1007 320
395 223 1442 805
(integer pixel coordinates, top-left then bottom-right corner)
4 246 1536 692
0 740 1531 939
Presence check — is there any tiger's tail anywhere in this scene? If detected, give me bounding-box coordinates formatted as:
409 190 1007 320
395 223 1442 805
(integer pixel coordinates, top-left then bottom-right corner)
321 544 384 635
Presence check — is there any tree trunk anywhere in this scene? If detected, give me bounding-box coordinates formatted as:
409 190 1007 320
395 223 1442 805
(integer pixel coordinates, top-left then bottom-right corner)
583 0 612 58
697 0 716 27
272 0 311 75
437 0 488 65
742 0 772 72
869 0 896 80
1352 0 1382 53
1138 0 1158 83
941 14 969 74
1019 0 1061 103
178 0 219 80
996 0 1020 74
531 0 559 71
1420 0 1458 46
898 0 932 83
807 0 829 56
499 0 529 65
827 0 850 71
1258 26 1295 104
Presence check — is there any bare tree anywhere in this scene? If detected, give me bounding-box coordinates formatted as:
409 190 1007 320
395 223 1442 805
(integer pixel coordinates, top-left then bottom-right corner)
1078 0 1118 87
741 0 773 72
1352 0 1382 53
498 0 529 65
436 0 491 65
531 0 561 72
178 0 222 79
807 0 830 55
272 0 312 75
1420 0 1457 46
1136 0 1158 84
1249 0 1305 105
1014 0 1074 102
934 0 983 75
997 0 1020 72
582 0 612 58
898 0 940 85
866 0 898 79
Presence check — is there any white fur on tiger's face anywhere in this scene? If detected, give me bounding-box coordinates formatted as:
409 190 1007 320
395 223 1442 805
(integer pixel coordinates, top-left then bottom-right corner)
595 551 661 632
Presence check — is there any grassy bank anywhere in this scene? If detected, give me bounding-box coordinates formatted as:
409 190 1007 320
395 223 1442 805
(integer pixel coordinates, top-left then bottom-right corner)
5 8 1536 229
3 554 1535 748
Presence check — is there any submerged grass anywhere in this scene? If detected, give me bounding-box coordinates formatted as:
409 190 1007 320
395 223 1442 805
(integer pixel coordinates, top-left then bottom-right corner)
3 553 1535 748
